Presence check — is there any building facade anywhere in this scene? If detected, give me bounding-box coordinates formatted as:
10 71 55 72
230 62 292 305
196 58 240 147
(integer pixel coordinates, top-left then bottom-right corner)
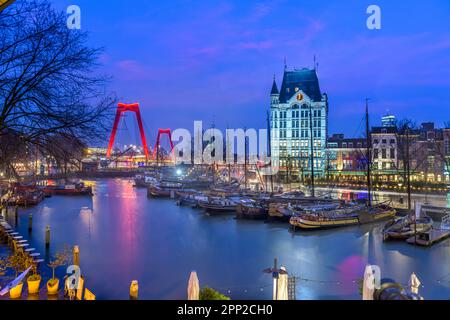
444 128 450 181
371 126 398 174
325 121 450 184
411 123 448 183
270 68 328 179
326 134 368 180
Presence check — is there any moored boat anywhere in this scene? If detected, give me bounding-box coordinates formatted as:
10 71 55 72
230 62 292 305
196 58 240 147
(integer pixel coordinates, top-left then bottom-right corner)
382 215 433 241
42 183 93 196
15 190 45 206
272 190 306 200
289 204 396 230
147 181 183 198
134 174 157 188
236 199 268 220
198 197 237 214
268 203 297 222
177 192 208 208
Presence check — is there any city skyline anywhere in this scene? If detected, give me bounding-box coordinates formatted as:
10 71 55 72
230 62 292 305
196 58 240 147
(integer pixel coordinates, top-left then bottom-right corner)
51 0 450 144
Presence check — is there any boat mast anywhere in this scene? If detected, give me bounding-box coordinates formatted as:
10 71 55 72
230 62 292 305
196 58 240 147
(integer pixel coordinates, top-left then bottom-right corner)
226 124 232 186
309 105 315 197
365 99 372 207
244 133 248 190
406 128 412 210
267 110 274 193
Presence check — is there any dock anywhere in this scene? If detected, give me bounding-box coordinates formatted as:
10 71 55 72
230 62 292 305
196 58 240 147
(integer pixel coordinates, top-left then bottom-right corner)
406 228 450 247
0 212 43 266
421 205 449 222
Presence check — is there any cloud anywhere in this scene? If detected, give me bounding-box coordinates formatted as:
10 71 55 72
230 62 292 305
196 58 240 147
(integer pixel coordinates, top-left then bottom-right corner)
83 0 450 136
115 60 153 81
248 3 272 21
235 40 273 51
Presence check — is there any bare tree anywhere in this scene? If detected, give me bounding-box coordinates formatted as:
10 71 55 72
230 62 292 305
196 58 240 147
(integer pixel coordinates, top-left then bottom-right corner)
0 0 115 177
42 133 87 178
0 130 30 177
395 120 415 210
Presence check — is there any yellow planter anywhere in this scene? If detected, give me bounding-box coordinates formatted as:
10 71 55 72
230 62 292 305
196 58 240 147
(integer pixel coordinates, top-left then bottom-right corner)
47 278 59 296
10 282 23 299
27 276 41 295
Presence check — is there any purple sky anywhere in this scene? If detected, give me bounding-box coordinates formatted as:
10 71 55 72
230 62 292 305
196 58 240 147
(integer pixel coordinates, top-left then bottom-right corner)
53 0 450 145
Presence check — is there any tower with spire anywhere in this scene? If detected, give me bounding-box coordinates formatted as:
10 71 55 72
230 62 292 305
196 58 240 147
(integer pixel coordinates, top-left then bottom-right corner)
269 66 329 179
271 76 279 106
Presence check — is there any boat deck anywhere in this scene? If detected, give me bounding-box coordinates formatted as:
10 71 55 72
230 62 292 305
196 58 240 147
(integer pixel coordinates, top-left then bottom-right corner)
406 229 450 247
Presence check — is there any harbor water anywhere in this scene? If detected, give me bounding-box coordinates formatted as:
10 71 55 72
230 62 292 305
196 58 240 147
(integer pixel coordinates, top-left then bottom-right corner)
2 178 450 300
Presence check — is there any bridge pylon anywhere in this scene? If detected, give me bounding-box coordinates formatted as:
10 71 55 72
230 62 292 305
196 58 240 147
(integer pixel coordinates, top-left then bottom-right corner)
153 129 175 163
106 103 150 160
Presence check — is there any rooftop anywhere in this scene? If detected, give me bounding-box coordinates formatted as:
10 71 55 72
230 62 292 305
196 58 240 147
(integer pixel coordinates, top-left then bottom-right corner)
327 134 367 149
371 126 397 134
278 68 322 103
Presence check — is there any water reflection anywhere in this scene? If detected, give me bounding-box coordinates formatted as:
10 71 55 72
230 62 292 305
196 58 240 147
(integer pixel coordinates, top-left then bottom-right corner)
4 179 450 300
317 188 449 209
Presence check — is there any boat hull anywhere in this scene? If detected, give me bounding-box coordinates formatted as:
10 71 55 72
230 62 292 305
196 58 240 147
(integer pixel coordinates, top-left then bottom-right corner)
43 188 92 196
236 212 267 220
147 187 179 198
290 209 396 230
383 225 433 241
236 205 268 220
199 203 237 214
178 197 202 208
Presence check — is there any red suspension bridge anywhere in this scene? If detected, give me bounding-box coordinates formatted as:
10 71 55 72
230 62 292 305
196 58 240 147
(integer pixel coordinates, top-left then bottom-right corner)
106 102 175 164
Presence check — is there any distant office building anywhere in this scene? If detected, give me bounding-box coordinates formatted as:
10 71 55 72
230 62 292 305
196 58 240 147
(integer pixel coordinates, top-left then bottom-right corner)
270 67 328 178
382 114 396 128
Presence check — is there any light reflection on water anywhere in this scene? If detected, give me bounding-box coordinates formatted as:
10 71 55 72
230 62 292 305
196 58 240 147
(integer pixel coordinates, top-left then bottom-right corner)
4 179 450 300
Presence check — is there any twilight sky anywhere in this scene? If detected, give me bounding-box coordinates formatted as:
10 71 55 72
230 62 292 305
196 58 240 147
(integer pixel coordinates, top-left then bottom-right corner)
52 0 450 145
